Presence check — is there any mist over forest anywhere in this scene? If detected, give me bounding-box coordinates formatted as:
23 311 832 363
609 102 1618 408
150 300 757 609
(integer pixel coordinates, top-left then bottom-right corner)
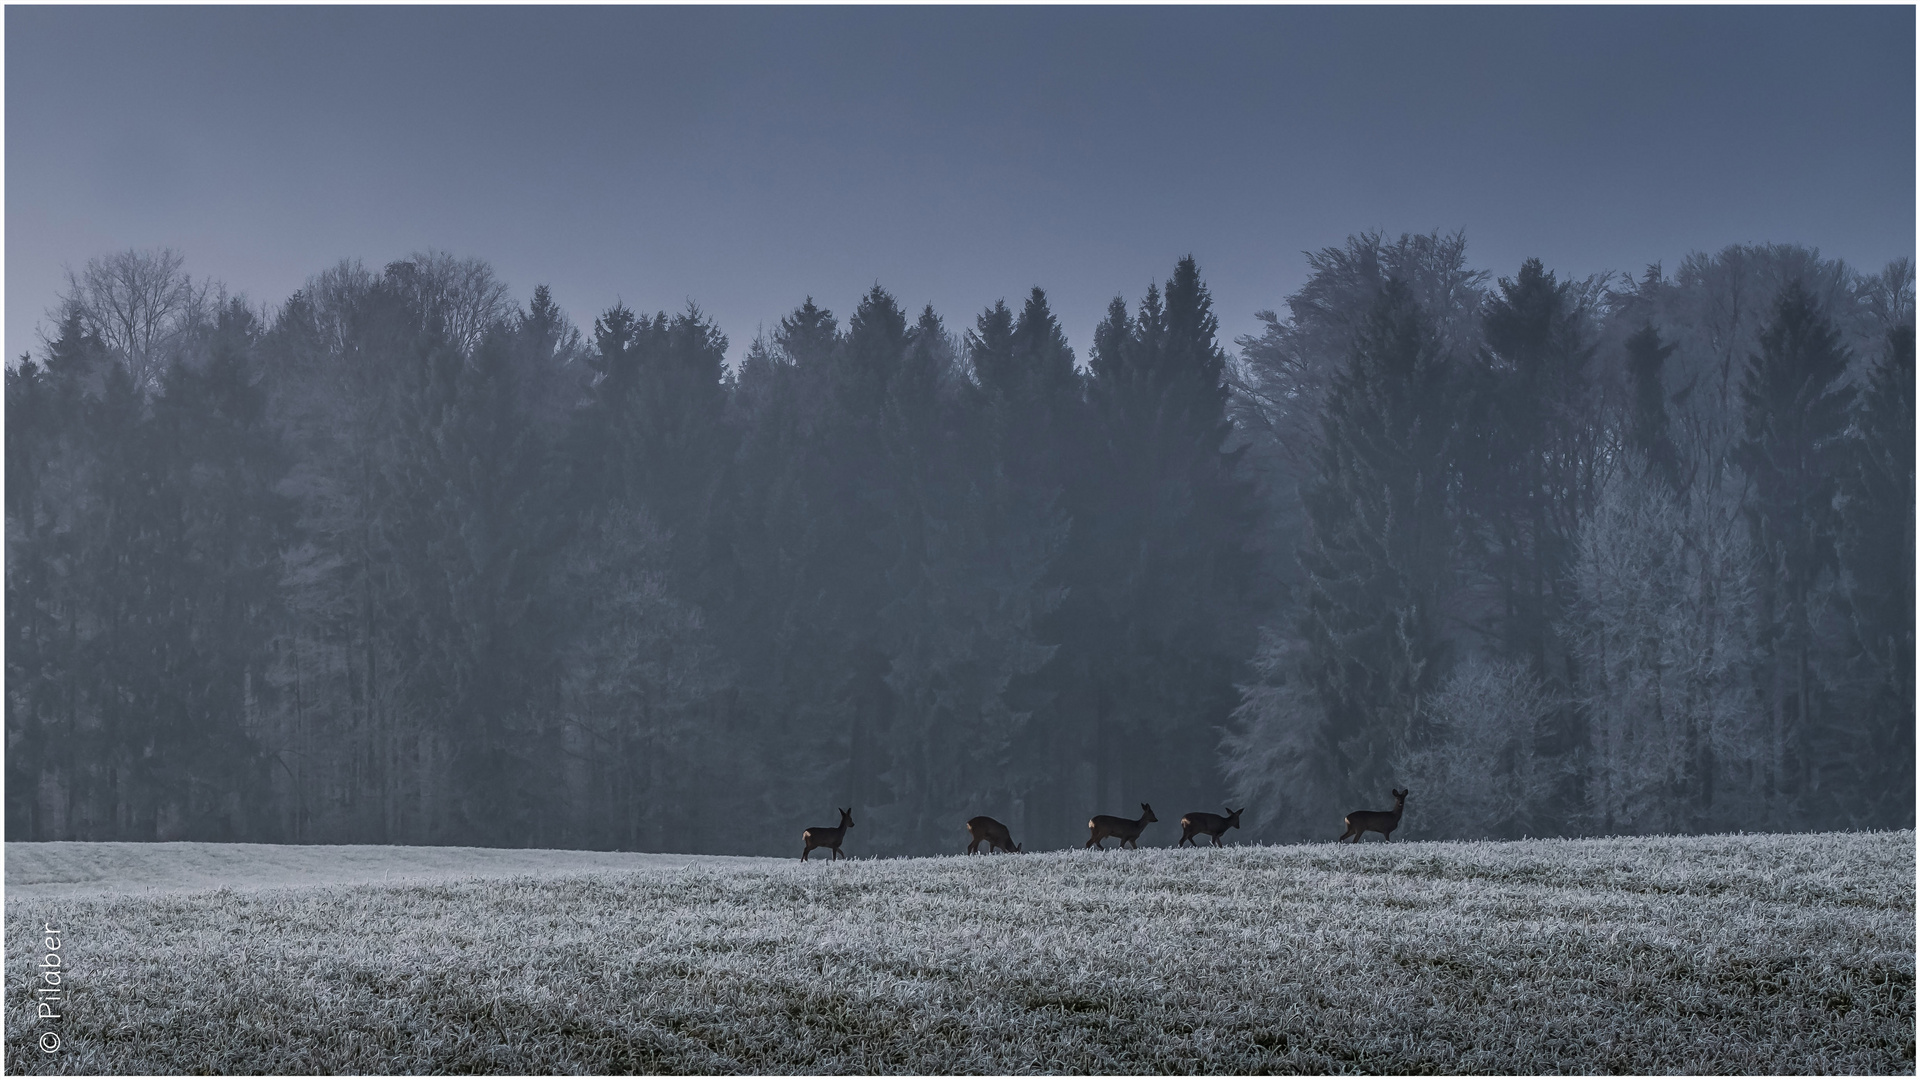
6 235 1912 853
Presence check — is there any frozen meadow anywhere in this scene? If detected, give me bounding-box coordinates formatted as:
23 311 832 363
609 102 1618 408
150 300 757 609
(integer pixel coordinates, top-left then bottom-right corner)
6 830 1913 1073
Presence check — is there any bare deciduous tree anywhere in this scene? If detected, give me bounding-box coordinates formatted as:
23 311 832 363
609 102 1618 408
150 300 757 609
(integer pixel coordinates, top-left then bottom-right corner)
382 250 513 356
56 248 211 392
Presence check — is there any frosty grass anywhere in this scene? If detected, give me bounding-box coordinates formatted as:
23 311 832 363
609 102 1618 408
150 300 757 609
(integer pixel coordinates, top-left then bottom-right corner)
6 830 1912 1073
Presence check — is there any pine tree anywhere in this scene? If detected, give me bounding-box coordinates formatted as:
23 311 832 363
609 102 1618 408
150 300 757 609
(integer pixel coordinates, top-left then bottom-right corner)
1624 321 1684 492
1297 279 1460 808
966 299 1017 397
1833 322 1914 826
1464 258 1600 685
1735 279 1855 811
1058 257 1261 821
777 296 840 369
966 288 1080 844
143 300 295 838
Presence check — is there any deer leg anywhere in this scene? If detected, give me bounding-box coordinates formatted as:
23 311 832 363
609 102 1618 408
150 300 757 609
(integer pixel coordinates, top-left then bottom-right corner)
1211 834 1222 847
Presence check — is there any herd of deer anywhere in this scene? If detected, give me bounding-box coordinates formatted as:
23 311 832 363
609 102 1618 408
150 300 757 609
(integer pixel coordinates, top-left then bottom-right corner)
799 788 1410 860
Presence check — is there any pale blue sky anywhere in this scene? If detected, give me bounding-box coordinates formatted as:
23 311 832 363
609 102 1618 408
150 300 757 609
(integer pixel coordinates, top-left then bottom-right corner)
8 6 1913 364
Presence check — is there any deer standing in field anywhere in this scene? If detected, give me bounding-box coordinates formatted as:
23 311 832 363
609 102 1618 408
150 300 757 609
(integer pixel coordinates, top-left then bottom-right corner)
1086 803 1157 849
1179 807 1244 847
965 816 1023 854
1338 789 1407 843
802 807 854 861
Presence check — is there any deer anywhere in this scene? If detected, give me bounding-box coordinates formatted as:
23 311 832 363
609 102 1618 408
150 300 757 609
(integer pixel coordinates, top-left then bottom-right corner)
1086 803 1157 849
1338 789 1408 843
965 815 1023 854
802 807 854 861
1178 807 1245 847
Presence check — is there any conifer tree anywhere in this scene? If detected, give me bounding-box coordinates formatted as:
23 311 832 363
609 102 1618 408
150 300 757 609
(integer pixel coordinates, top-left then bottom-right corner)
1297 279 1460 806
1624 321 1684 492
1736 279 1855 806
1464 259 1600 688
1834 322 1912 826
1059 257 1260 819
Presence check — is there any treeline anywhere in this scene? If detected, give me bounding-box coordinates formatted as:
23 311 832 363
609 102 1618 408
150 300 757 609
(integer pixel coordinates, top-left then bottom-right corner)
5 237 1911 851
1227 236 1913 840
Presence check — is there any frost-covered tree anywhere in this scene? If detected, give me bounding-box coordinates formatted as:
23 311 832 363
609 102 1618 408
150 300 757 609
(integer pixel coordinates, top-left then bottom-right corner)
1569 453 1763 834
1830 322 1915 828
1231 232 1489 608
1607 245 1895 475
1220 631 1334 841
1396 655 1564 840
1233 231 1488 475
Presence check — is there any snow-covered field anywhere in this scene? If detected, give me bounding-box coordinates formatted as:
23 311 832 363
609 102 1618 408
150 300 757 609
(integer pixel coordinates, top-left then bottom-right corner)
7 831 1912 1073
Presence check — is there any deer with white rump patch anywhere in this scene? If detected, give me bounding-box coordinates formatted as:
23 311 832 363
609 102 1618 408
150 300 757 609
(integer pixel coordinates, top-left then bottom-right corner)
802 807 854 861
1086 803 1157 849
1179 807 1244 847
1338 788 1407 843
965 816 1022 854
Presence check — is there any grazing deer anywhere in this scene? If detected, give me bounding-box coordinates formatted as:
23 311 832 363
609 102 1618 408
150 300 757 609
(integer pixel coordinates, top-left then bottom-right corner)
802 807 854 861
965 816 1023 854
1338 789 1408 843
1086 803 1158 849
1179 807 1244 847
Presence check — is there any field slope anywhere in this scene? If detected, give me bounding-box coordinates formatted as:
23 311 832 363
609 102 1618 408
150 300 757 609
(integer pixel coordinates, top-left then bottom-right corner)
7 831 1913 1073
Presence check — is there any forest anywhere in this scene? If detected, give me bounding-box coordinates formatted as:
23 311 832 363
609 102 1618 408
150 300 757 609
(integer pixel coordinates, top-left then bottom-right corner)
5 234 1912 852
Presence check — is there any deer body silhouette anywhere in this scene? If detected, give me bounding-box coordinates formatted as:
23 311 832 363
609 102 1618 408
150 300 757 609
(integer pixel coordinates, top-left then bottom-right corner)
802 807 854 861
965 816 1022 854
1179 807 1244 847
1086 803 1157 848
1339 789 1407 843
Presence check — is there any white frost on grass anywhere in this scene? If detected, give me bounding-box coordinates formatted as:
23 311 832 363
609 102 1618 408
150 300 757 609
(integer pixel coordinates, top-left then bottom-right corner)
5 841 778 897
6 831 1912 1074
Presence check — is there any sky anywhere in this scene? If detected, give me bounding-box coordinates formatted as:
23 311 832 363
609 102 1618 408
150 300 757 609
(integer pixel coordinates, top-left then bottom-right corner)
7 5 1914 367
